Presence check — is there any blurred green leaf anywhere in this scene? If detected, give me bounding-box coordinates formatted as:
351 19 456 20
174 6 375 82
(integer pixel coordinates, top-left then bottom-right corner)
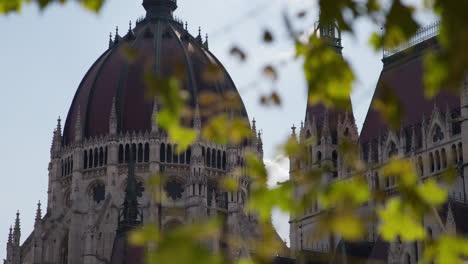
378 198 426 241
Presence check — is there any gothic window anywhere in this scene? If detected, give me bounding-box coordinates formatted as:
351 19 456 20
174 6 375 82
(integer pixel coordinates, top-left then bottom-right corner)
388 141 397 158
430 152 435 173
212 149 216 168
306 130 311 139
89 149 94 168
207 148 211 167
118 145 124 164
374 172 380 190
187 147 192 164
138 143 143 163
132 143 137 161
435 151 441 171
61 159 64 176
144 143 149 162
160 143 166 162
94 148 98 167
405 253 411 264
167 144 172 163
442 148 447 168
458 143 463 163
59 233 69 264
432 125 444 143
105 147 108 165
217 150 221 169
317 151 322 167
91 183 106 204
202 147 205 164
84 150 88 169
70 158 73 173
99 147 104 166
164 180 184 200
452 144 457 165
222 151 226 170
418 156 424 176
344 127 350 137
332 151 338 178
125 144 130 163
180 150 185 164
173 145 178 163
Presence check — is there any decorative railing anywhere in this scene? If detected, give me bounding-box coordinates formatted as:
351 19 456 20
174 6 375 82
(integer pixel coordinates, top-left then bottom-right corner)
383 21 440 58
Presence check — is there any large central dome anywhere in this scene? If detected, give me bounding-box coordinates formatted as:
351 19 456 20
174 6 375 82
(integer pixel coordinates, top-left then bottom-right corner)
63 0 248 144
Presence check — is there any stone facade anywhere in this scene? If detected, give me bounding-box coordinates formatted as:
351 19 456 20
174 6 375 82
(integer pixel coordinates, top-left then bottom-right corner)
289 22 468 263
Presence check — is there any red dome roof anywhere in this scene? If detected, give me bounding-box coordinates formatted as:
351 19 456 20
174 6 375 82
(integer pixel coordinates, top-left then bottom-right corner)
63 15 247 145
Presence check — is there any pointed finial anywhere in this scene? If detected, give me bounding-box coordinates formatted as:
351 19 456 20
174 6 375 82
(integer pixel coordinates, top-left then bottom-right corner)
291 124 297 135
185 22 188 30
35 201 42 222
198 26 201 36
193 104 202 131
8 226 12 244
114 26 120 42
129 20 132 31
252 118 257 132
109 32 113 48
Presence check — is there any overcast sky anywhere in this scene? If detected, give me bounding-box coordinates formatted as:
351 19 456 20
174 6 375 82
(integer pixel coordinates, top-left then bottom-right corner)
0 0 435 260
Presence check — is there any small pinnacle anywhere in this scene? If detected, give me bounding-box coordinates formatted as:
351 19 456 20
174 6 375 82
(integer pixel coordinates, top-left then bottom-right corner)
291 124 296 134
129 20 132 31
185 22 188 30
116 26 119 36
205 33 208 41
198 26 201 36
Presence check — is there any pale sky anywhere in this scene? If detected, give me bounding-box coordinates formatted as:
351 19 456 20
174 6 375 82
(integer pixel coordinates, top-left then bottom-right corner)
0 0 434 260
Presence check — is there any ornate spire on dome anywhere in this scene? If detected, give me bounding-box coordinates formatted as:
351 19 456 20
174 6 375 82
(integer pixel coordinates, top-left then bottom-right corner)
109 97 118 135
151 98 159 133
108 32 113 48
193 104 202 131
143 0 177 19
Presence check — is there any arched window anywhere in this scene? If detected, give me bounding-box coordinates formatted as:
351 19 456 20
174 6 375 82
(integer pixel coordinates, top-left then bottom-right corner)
84 150 88 169
374 172 380 190
173 145 178 163
125 144 130 163
441 148 447 168
405 253 411 264
202 147 205 165
180 150 185 164
458 143 463 163
144 143 149 162
167 144 172 163
418 156 424 176
131 143 137 161
217 150 221 169
317 151 322 167
59 232 69 264
306 130 311 138
160 143 166 162
89 150 94 169
435 150 441 171
332 151 338 178
99 147 104 166
118 145 124 164
207 148 211 167
105 147 108 165
432 125 444 143
61 159 64 176
430 152 435 172
222 151 226 170
94 148 98 168
388 141 397 158
212 149 216 168
451 144 457 165
138 143 143 163
187 147 192 164
70 158 73 172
